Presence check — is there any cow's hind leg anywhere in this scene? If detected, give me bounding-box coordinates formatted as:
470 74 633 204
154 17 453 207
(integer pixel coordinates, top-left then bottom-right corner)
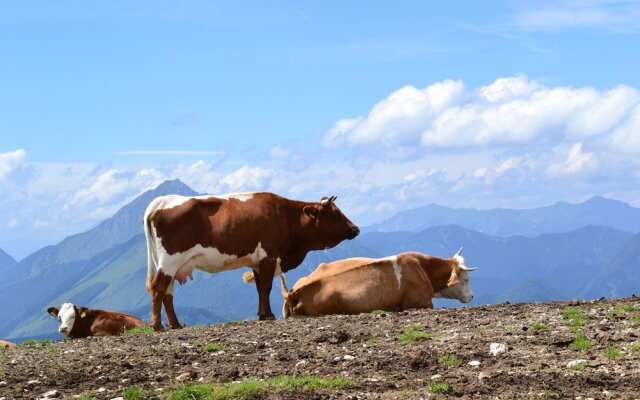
255 258 277 320
149 270 173 331
163 280 183 329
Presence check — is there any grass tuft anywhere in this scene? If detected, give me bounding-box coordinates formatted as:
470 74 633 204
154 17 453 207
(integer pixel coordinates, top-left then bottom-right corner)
429 382 460 395
630 343 640 352
610 303 639 317
569 332 591 351
123 387 155 400
562 307 585 330
398 323 432 344
531 321 549 331
203 343 224 353
605 347 620 360
569 363 586 371
437 355 463 367
168 375 355 400
121 326 154 336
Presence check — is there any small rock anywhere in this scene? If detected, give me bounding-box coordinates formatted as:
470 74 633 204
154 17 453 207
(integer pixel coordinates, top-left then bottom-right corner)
478 372 488 381
110 398 124 400
41 390 60 398
333 356 342 362
175 372 191 382
468 360 481 367
295 360 308 368
567 359 586 368
97 388 106 393
9 359 17 365
180 343 194 349
490 343 508 356
0 381 6 387
343 354 355 361
430 374 442 380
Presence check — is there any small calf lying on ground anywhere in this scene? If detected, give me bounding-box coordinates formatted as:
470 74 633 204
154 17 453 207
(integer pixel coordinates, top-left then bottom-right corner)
47 303 147 338
277 248 476 318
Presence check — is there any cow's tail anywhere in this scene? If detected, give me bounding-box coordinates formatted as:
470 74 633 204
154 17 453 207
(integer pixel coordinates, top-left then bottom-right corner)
279 273 293 319
242 271 256 284
144 200 161 293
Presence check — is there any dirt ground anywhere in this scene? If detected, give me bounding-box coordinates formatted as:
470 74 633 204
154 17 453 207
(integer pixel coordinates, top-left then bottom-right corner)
2 297 640 400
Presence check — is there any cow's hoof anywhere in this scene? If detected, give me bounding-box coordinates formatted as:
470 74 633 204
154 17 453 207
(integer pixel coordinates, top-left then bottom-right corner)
259 313 276 321
169 323 185 329
152 324 165 332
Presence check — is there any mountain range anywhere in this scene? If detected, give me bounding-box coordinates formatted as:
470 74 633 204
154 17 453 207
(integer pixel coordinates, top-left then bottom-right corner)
2 179 639 341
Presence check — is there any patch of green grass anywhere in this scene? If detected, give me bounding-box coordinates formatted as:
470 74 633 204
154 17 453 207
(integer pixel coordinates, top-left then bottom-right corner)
203 343 224 353
633 315 640 325
121 326 154 336
47 345 59 353
605 347 620 360
429 382 460 395
630 343 640 352
168 375 355 400
531 321 549 331
569 363 586 371
569 332 592 351
610 304 639 317
398 388 415 398
123 387 155 400
562 307 585 330
437 355 463 367
594 302 606 309
398 323 432 344
541 390 561 398
227 320 245 325
21 339 37 345
370 309 385 315
478 325 489 334
367 336 378 346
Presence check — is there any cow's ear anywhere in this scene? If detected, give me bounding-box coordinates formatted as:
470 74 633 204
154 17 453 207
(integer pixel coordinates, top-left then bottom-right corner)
447 269 459 287
79 307 89 318
47 307 59 318
303 206 318 219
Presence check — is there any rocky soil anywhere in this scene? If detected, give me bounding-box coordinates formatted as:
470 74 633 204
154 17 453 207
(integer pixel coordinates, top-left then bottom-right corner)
1 297 640 400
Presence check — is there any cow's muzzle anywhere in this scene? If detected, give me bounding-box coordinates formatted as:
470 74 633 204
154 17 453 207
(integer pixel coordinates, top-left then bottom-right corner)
347 226 360 239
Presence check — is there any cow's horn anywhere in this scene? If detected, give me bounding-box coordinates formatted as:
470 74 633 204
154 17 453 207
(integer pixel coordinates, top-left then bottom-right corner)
320 196 329 205
329 195 337 203
460 265 477 271
454 247 463 257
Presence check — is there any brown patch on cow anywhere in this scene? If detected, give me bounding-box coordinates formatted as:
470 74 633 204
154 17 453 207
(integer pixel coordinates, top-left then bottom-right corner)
0 339 17 348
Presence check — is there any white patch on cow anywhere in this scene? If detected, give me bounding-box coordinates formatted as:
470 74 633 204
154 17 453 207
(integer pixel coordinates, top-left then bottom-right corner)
159 241 269 279
378 256 402 289
155 192 256 211
58 303 76 336
433 269 473 303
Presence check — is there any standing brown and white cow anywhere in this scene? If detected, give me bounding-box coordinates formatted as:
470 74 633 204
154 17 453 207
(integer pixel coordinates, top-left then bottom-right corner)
279 249 476 318
144 193 359 330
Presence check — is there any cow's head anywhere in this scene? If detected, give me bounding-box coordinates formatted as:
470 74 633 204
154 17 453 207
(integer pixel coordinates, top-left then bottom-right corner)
47 303 89 336
433 247 476 303
303 196 360 247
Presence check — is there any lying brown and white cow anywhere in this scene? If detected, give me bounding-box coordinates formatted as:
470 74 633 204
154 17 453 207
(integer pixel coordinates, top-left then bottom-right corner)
144 193 359 330
279 249 476 318
47 303 147 338
0 339 16 348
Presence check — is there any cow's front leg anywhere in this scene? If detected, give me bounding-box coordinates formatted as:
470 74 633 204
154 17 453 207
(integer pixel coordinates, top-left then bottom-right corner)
256 258 277 320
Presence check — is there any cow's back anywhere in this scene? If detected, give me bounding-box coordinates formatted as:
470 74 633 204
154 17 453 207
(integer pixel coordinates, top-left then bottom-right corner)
89 310 146 337
291 259 423 316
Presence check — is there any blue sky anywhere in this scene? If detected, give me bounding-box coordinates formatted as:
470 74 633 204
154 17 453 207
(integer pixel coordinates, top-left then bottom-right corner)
1 1 640 259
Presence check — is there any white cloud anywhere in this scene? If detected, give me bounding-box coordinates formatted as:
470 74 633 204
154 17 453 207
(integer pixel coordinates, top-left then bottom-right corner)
324 75 640 156
546 142 594 177
0 149 26 181
324 80 464 152
220 166 272 192
508 1 640 33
